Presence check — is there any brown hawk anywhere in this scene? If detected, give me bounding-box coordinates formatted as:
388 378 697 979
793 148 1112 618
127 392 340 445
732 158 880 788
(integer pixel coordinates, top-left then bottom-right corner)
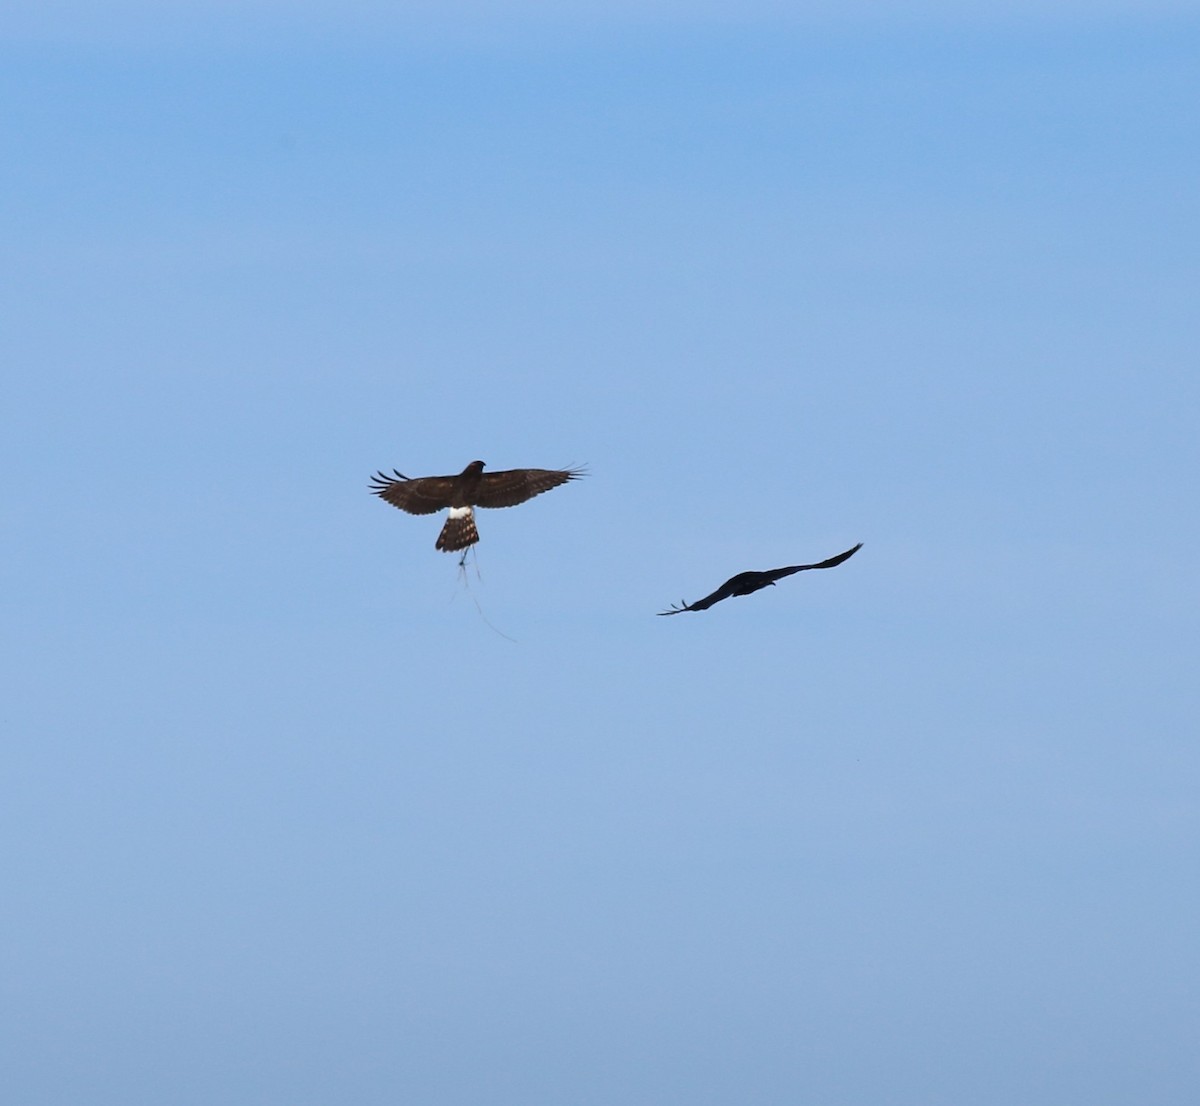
658 542 862 615
369 460 584 552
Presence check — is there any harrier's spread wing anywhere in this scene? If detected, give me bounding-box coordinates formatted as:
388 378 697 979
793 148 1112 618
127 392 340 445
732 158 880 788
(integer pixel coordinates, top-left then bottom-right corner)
472 467 584 509
368 470 456 515
371 461 584 555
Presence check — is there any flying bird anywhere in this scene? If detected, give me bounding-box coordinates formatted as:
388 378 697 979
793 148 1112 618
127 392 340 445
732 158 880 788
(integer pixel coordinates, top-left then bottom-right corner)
657 542 862 615
369 460 584 553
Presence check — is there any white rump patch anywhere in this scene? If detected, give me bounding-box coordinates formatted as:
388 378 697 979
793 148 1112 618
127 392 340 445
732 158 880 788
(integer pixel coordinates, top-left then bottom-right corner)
449 506 473 519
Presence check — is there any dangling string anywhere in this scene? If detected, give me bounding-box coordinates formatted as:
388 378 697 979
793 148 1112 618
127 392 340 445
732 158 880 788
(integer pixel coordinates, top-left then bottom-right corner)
451 546 518 643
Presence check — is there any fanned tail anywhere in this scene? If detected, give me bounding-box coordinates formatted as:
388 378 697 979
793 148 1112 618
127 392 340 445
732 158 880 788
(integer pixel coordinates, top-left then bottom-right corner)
436 507 479 552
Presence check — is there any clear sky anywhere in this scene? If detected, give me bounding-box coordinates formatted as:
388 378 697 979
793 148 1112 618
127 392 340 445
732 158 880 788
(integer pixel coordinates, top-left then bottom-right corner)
3 3 1198 1103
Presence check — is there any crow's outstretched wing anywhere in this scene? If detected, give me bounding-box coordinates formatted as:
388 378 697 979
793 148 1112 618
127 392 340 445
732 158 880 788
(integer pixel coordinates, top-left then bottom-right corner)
368 470 456 515
657 572 760 615
657 543 863 615
472 467 584 509
759 542 864 582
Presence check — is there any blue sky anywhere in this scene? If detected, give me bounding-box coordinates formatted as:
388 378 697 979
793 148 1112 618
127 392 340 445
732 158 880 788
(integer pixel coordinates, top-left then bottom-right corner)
3 4 1198 1103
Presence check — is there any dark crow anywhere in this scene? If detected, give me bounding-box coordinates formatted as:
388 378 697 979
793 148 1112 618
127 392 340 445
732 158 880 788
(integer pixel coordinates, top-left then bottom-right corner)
657 542 862 615
369 460 584 553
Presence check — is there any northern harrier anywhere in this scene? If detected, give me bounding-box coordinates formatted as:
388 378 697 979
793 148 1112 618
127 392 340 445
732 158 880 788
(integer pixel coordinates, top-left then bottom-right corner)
657 543 862 615
369 460 584 553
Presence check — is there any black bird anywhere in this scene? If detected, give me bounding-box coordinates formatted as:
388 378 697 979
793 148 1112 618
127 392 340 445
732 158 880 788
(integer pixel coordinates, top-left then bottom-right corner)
657 542 862 615
369 460 584 553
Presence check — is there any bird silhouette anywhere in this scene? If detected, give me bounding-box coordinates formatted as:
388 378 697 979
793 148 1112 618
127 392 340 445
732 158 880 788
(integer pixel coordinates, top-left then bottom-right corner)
657 542 862 615
369 460 584 553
